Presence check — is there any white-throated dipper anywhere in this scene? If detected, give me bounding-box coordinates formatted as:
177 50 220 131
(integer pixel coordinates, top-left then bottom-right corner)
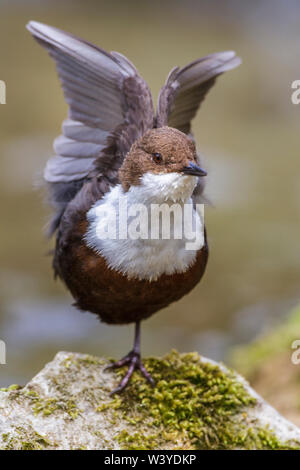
27 21 241 394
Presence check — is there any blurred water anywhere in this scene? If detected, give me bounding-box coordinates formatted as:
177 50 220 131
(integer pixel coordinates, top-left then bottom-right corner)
0 1 300 386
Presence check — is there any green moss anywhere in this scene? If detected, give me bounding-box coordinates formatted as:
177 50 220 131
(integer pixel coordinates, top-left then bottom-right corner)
2 427 53 450
97 351 299 450
32 398 59 417
77 354 105 366
31 395 79 419
62 354 104 370
3 385 80 420
0 384 22 392
229 304 300 376
117 430 159 450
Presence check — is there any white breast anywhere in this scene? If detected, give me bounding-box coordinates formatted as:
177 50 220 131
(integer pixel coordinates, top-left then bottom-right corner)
85 172 205 281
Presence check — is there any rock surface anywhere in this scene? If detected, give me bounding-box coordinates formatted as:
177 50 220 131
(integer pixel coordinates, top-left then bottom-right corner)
0 350 300 450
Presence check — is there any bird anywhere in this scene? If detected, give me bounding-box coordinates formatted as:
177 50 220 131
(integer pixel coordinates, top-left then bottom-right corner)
27 21 241 394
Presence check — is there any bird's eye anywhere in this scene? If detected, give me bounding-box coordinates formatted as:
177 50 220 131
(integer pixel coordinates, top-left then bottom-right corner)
152 152 162 164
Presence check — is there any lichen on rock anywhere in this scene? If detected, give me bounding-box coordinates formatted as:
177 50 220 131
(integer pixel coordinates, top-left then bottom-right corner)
0 350 299 450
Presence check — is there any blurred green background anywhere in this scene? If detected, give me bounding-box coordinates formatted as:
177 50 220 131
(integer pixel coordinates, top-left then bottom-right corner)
0 0 299 387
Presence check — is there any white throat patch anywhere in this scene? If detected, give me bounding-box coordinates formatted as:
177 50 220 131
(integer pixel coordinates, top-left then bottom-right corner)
138 172 198 203
85 172 204 281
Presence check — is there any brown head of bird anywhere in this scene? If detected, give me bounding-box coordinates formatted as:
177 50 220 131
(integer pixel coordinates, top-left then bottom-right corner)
119 126 206 193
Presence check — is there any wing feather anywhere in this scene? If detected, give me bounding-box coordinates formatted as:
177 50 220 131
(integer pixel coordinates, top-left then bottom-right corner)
156 51 241 203
27 21 154 234
27 21 154 183
156 51 241 134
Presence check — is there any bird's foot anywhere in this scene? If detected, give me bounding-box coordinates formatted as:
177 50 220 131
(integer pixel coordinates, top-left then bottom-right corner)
105 350 155 395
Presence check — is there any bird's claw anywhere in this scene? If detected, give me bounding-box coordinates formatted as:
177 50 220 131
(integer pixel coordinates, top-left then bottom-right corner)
105 350 155 395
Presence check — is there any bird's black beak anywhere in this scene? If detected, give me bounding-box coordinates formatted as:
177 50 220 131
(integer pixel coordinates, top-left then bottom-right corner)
182 162 207 177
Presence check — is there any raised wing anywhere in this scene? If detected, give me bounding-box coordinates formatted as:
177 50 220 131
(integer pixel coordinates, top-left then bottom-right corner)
156 51 241 134
27 21 154 183
27 21 154 233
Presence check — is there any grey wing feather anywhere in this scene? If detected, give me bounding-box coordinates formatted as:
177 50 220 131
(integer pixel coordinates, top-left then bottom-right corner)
156 51 241 202
26 21 154 234
156 51 241 204
156 51 241 133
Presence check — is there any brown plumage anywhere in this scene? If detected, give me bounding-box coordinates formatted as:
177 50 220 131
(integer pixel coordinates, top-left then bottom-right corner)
27 21 241 393
54 126 208 325
55 216 208 325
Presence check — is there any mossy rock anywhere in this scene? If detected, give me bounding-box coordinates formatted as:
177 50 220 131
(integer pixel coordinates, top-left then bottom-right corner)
229 304 300 427
0 350 299 450
230 304 300 376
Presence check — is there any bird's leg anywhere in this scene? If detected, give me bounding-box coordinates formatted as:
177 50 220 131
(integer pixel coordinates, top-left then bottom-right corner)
105 321 155 395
